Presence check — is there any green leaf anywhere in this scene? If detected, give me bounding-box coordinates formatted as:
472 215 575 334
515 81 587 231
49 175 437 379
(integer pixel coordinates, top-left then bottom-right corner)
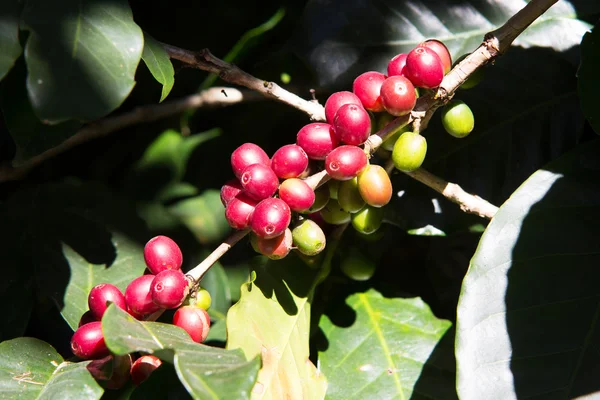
227 256 328 400
0 337 103 400
456 139 600 399
102 305 260 400
21 0 143 123
205 320 227 344
168 190 230 244
61 236 146 331
142 32 175 102
0 0 22 80
319 289 455 399
578 20 599 134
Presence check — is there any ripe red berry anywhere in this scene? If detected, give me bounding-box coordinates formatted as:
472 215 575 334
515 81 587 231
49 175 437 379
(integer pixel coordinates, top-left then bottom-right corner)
87 354 132 390
271 144 309 179
256 228 293 260
296 123 339 160
71 321 109 360
324 91 363 124
173 306 211 343
419 39 452 74
151 269 189 309
240 163 278 200
131 355 163 386
353 71 387 112
278 178 315 212
88 283 127 320
251 198 291 239
231 143 270 179
404 47 444 89
144 236 183 275
333 103 371 146
125 275 163 317
387 53 408 77
325 145 368 181
225 193 258 229
380 76 417 117
220 179 243 206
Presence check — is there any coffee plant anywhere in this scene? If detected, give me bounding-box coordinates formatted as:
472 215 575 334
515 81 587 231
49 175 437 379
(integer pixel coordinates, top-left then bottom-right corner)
0 0 599 399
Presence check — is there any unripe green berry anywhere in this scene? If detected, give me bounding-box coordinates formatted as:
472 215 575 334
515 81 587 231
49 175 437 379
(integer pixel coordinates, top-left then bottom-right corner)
306 185 330 214
249 233 261 253
441 100 474 138
392 132 427 172
292 219 326 256
337 178 366 213
194 289 212 310
328 180 340 200
320 199 351 225
351 205 384 235
376 113 411 151
340 248 376 281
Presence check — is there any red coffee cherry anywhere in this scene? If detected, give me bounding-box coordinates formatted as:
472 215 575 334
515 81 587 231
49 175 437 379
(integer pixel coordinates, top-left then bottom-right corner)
144 235 183 275
324 91 363 124
357 164 393 207
240 163 278 201
419 39 452 74
251 198 291 239
380 76 417 117
278 178 315 212
151 269 189 309
88 283 127 320
404 47 444 89
173 306 211 343
131 355 163 386
231 143 270 179
225 193 259 229
333 103 371 146
387 53 408 77
353 71 387 112
71 321 109 360
271 144 309 179
325 145 368 181
220 179 243 206
296 123 339 160
87 354 132 390
125 275 163 317
256 228 293 260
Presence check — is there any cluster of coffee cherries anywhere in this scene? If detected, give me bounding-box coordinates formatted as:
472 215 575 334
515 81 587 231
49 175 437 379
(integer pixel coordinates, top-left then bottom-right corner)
70 235 212 389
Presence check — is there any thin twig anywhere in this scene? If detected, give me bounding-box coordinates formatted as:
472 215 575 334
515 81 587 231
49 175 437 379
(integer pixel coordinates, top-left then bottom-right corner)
187 229 250 281
162 44 326 121
0 87 260 183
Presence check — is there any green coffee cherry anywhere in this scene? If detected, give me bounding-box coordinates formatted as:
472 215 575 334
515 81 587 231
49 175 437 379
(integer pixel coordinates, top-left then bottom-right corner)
320 199 351 225
454 54 484 89
249 233 260 253
351 205 384 235
194 289 212 310
337 177 366 213
392 132 427 172
441 100 474 138
328 180 340 200
306 185 330 213
340 248 376 281
377 113 411 151
292 219 326 256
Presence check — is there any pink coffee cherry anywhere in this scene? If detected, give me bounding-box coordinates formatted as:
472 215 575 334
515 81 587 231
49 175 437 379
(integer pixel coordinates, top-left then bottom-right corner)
256 228 293 260
296 123 339 160
131 355 163 386
225 193 258 229
333 103 371 145
270 144 309 179
324 91 363 124
88 283 127 320
380 76 417 116
251 198 291 239
325 145 368 181
144 235 183 275
419 39 452 74
125 275 163 317
278 178 315 212
220 179 243 206
173 306 211 343
404 46 444 89
240 163 279 201
230 143 270 179
353 71 387 112
71 321 109 360
151 269 189 309
387 53 408 77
